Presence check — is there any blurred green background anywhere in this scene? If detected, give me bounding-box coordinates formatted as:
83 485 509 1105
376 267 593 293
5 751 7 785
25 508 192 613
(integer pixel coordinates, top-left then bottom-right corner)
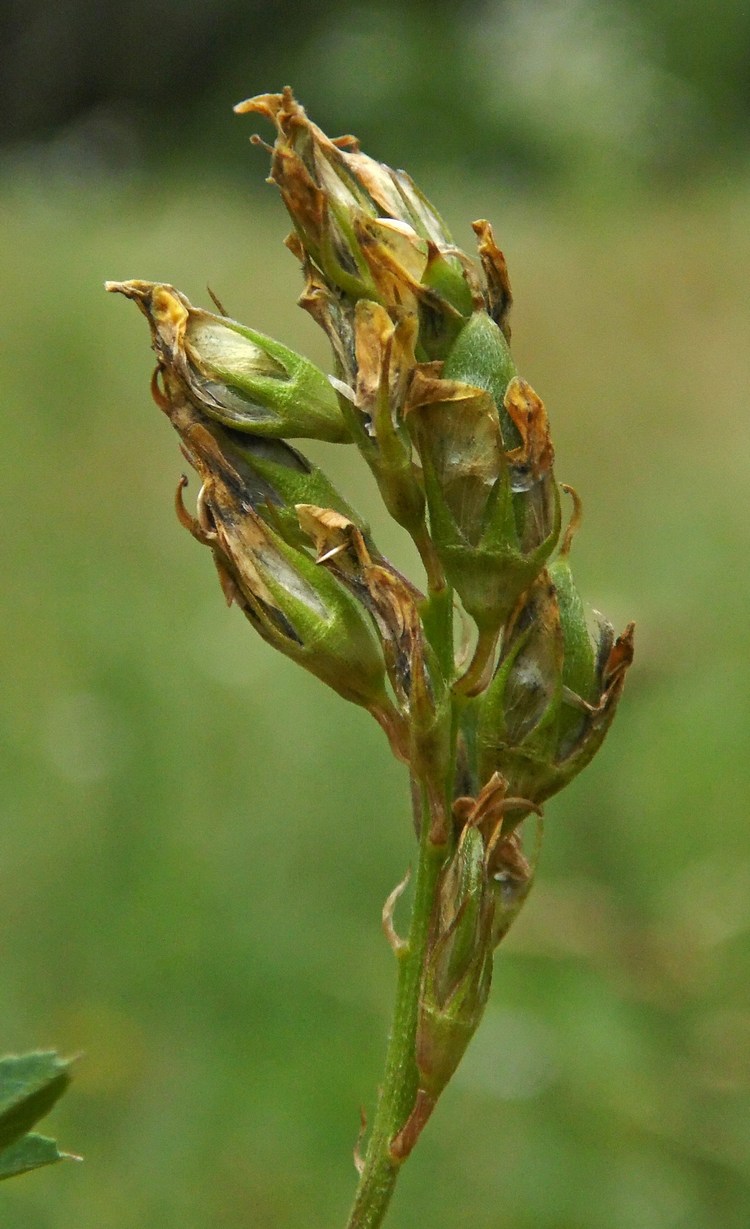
1 1 749 1226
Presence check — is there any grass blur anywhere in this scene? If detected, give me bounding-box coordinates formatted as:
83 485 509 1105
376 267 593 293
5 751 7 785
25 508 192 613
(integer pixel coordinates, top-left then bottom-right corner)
1 159 749 1229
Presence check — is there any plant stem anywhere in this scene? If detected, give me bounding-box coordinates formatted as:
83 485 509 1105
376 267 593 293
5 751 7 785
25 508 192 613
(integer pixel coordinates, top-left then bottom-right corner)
344 790 447 1229
419 584 454 682
412 525 446 596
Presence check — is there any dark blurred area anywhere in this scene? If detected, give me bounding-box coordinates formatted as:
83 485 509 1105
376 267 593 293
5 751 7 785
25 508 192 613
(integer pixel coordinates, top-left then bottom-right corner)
2 0 749 189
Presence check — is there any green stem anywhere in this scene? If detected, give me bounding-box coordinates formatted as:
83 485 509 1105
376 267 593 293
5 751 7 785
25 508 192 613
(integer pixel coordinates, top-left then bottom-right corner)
412 525 446 598
344 790 447 1229
419 583 454 683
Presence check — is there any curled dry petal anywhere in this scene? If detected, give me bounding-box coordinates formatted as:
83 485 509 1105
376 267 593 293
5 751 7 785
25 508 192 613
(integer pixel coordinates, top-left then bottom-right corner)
354 300 417 435
452 771 541 853
348 299 426 534
503 377 555 480
472 219 513 339
602 621 635 691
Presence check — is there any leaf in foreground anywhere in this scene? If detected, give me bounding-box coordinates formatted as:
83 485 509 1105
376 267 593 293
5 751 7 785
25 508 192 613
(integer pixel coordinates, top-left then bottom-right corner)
0 1052 77 1180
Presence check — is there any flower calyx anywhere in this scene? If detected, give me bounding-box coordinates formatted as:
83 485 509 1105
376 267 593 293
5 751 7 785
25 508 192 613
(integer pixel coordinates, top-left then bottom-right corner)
406 314 560 631
476 489 635 803
296 504 451 815
106 279 349 443
237 88 511 363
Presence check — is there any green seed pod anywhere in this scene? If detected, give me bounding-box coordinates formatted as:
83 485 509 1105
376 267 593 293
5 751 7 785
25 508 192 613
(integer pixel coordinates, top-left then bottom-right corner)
417 247 476 360
416 825 495 1100
406 344 559 631
106 280 350 442
476 506 635 805
484 574 564 752
165 393 392 716
201 428 368 552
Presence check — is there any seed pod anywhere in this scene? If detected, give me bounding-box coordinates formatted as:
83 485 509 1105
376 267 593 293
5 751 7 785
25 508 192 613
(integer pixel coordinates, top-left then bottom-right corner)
106 280 349 442
164 393 393 718
476 549 634 806
237 89 503 360
406 322 559 630
416 825 495 1101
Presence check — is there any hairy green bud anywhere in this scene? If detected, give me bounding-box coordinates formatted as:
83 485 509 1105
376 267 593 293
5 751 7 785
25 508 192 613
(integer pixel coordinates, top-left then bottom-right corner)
441 310 517 427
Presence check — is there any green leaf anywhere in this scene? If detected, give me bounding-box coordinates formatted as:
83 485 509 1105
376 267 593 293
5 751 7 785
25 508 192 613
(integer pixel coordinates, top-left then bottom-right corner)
0 1133 70 1181
0 1052 72 1151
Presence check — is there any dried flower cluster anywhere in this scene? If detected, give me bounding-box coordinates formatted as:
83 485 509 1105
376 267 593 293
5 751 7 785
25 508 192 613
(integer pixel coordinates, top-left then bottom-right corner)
108 87 633 1228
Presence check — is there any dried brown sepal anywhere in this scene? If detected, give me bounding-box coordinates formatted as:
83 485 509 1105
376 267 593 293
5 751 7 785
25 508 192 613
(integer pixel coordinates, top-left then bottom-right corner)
501 378 561 561
353 1106 368 1176
382 868 411 956
353 217 469 350
503 377 555 479
353 217 425 316
296 253 358 388
602 621 635 693
349 299 427 534
390 1089 437 1163
558 482 584 556
472 219 513 339
354 300 418 435
452 771 541 870
296 504 370 568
